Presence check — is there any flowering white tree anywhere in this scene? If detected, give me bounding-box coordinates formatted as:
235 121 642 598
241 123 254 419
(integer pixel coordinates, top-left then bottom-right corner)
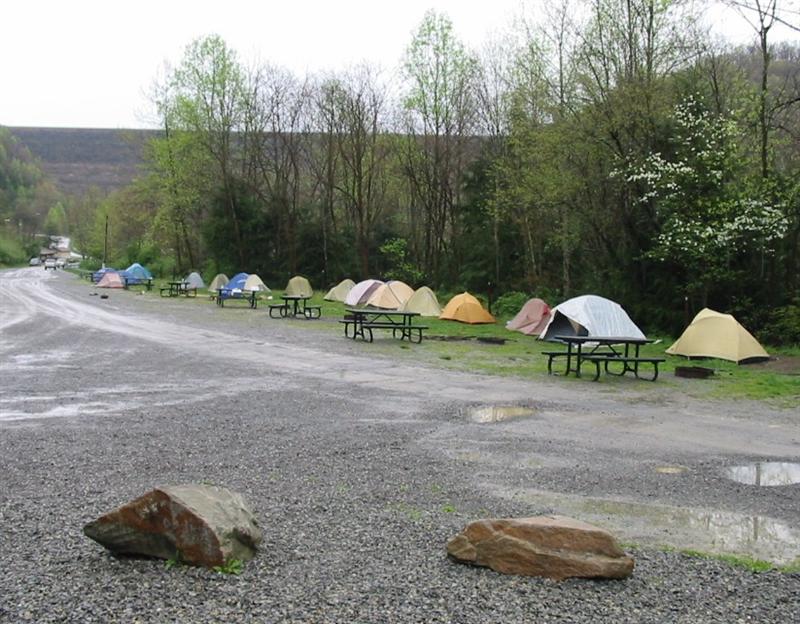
614 96 789 300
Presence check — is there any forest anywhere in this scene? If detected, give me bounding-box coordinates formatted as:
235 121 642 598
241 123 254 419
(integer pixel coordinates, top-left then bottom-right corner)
2 1 799 341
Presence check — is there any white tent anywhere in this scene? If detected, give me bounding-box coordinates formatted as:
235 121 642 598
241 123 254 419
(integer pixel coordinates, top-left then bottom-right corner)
539 294 645 341
344 279 384 306
244 274 270 292
184 271 205 289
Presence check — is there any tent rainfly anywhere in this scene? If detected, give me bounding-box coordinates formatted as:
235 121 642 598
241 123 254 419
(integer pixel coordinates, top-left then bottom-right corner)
366 280 415 309
439 292 496 324
96 271 125 288
208 273 229 291
402 286 442 317
506 298 551 336
184 271 205 289
538 295 645 341
324 278 355 302
244 274 270 292
666 308 769 363
345 279 384 306
285 275 313 297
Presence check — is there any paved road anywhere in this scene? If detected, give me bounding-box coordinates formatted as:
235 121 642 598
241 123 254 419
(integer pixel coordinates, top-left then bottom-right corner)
1 267 799 622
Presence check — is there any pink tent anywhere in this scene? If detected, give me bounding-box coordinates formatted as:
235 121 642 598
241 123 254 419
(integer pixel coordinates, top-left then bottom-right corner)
506 298 551 336
96 272 125 288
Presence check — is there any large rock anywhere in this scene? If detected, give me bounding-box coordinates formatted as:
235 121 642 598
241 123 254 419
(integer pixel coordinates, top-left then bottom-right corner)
84 484 262 568
447 516 634 580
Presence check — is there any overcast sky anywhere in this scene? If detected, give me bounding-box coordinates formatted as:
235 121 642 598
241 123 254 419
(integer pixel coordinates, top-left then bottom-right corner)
2 0 796 129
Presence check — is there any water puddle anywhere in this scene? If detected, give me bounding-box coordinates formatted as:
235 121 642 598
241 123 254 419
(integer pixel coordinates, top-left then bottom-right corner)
491 486 800 564
655 465 688 474
469 406 535 423
724 462 800 486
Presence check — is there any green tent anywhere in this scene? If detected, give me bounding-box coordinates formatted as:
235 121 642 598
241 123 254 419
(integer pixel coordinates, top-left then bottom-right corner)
324 278 355 302
285 275 312 297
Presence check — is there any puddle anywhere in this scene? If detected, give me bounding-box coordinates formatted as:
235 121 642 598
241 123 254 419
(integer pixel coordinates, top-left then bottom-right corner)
469 406 535 423
491 486 800 565
725 462 800 486
655 465 688 474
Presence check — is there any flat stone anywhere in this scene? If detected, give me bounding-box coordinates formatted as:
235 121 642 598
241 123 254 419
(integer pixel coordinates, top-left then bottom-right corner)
84 484 262 568
447 515 634 580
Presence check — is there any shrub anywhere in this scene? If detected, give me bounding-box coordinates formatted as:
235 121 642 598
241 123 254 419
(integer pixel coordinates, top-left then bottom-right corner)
760 300 800 347
493 291 529 318
0 235 27 266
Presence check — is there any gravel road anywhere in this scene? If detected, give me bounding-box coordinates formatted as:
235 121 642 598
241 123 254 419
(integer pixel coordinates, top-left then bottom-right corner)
1 267 798 623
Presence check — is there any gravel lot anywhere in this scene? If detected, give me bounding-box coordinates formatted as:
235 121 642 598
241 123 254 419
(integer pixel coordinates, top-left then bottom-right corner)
1 267 799 623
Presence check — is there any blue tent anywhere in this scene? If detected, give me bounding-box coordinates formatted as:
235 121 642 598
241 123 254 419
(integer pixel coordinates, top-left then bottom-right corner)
125 263 153 280
219 272 248 299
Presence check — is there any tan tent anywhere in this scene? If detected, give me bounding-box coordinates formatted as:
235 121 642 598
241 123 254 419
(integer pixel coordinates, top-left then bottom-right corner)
324 278 355 302
402 286 442 317
96 272 125 288
209 273 229 291
366 280 415 309
285 275 313 297
440 292 496 324
244 274 270 292
666 308 769 363
506 298 551 336
345 279 383 306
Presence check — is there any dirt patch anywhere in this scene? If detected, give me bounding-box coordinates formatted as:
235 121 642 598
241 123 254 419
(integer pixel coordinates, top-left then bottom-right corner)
747 356 800 375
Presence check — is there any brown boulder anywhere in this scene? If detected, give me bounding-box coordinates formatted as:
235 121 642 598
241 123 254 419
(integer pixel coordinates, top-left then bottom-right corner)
84 484 262 568
447 515 634 580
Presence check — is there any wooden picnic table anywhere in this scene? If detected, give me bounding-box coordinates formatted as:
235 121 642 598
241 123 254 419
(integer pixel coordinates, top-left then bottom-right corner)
269 295 321 319
342 307 426 343
161 281 197 297
216 287 257 308
545 335 664 381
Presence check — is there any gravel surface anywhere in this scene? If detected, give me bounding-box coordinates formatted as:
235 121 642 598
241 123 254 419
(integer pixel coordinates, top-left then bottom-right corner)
1 268 799 623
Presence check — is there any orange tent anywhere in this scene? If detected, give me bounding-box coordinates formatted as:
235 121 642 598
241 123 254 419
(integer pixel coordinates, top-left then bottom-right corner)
439 292 495 324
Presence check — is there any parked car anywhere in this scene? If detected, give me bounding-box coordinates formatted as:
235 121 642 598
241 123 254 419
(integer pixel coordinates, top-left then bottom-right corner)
29 257 41 266
55 258 66 268
43 258 57 270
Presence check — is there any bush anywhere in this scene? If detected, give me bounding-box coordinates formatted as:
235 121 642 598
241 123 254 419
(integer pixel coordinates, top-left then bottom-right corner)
760 300 800 347
493 291 530 319
0 235 27 266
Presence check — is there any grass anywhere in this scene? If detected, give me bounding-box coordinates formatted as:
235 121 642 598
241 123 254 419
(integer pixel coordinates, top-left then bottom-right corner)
88 278 800 404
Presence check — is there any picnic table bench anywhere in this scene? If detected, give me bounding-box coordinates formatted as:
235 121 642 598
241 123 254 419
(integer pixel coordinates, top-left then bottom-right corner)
341 308 427 343
544 335 664 381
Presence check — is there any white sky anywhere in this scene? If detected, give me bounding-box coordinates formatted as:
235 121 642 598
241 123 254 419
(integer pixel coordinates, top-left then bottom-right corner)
1 0 796 129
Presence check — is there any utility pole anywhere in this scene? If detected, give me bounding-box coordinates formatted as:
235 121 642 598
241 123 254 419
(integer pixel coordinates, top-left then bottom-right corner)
102 215 108 269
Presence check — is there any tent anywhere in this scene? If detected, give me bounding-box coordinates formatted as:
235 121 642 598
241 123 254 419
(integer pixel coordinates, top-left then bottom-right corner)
208 273 229 291
366 280 415 309
92 267 117 283
345 279 384 306
125 263 153 280
324 278 355 302
539 295 645 341
506 298 551 336
96 271 125 288
440 292 496 324
666 308 769 363
184 271 205 289
285 275 313 297
402 286 442 317
244 274 270 292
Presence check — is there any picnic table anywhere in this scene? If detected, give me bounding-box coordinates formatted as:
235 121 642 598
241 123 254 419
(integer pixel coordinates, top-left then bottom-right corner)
161 281 197 297
268 295 321 319
544 335 664 381
216 287 258 308
341 308 427 343
124 276 153 291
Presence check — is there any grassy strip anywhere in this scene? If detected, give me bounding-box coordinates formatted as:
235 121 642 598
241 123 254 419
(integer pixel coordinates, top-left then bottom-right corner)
100 280 800 403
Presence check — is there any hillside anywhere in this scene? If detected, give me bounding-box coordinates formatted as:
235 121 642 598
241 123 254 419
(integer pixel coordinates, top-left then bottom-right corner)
8 127 159 196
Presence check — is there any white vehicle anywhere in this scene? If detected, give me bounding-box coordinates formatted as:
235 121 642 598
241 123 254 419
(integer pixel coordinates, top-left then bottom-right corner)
43 258 57 270
29 257 41 266
55 258 66 268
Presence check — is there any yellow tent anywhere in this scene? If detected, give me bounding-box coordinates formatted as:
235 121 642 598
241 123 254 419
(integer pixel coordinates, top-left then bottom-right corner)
402 286 442 317
244 274 270 292
440 292 495 324
366 281 415 309
285 275 313 297
666 308 769 363
209 273 229 291
324 278 355 302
